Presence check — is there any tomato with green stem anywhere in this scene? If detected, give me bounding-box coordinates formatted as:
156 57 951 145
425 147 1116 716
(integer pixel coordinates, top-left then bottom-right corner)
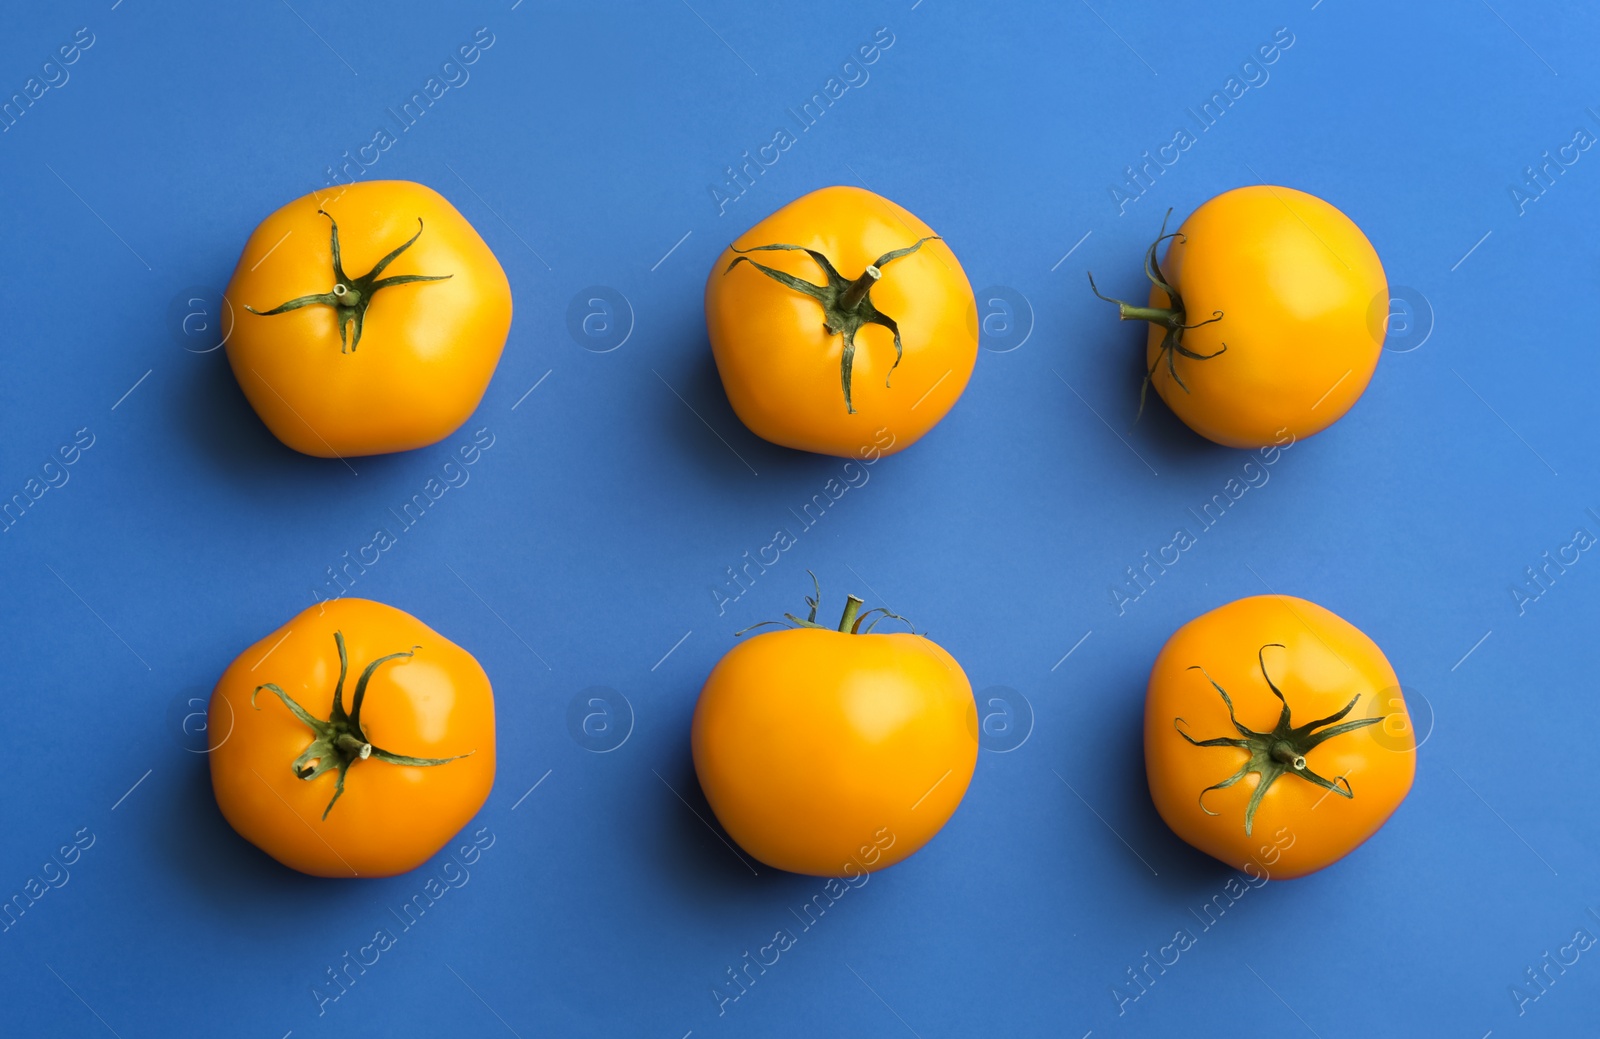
706 186 979 458
1088 186 1387 448
209 599 496 878
1144 595 1415 878
692 576 978 876
223 180 512 458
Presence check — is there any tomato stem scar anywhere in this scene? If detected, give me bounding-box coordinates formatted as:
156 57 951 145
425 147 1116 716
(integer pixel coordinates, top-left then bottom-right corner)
1086 208 1228 421
244 210 452 353
1173 643 1386 835
723 238 937 414
252 631 473 819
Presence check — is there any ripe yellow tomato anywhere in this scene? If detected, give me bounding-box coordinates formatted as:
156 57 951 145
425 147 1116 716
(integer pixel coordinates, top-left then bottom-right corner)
209 599 496 878
1092 186 1387 448
1144 595 1415 879
223 180 512 457
706 186 979 458
692 590 978 875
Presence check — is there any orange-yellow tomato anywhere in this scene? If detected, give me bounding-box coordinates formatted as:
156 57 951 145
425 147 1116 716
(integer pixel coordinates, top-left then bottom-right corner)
1101 186 1387 448
692 600 978 876
209 598 496 878
223 180 511 457
706 186 978 458
1144 595 1415 879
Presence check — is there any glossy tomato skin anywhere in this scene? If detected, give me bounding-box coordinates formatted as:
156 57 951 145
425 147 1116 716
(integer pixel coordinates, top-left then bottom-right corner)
209 599 496 878
706 186 978 458
1150 186 1386 448
223 180 512 457
692 628 978 876
1145 595 1414 879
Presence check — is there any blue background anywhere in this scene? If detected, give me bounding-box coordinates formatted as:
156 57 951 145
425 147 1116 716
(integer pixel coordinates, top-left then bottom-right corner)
2 1 1597 1036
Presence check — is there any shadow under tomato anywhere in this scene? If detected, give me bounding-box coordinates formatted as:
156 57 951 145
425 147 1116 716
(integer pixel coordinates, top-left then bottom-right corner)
645 742 821 910
656 346 877 492
153 753 353 917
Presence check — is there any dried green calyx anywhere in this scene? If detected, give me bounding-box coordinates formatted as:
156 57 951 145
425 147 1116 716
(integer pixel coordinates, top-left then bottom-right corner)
1175 643 1387 835
724 237 937 414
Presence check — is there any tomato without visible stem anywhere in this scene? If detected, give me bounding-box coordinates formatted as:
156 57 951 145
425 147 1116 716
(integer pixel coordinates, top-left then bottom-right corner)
209 599 496 878
706 186 978 458
223 180 512 457
1144 595 1415 879
692 589 978 875
1092 186 1387 448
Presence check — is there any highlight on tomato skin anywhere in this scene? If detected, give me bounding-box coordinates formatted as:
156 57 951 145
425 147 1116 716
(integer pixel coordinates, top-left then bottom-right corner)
691 579 979 877
705 185 980 459
1087 185 1388 449
208 598 496 878
1143 594 1416 880
222 179 513 458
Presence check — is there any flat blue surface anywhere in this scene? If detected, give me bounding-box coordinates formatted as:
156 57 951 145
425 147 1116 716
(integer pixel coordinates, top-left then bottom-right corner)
2 1 1597 1036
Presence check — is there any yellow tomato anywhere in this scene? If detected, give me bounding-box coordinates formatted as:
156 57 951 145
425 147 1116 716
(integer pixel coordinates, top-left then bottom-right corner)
209 599 496 878
223 180 511 457
706 186 979 458
1093 186 1387 448
1144 595 1415 879
692 590 978 875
